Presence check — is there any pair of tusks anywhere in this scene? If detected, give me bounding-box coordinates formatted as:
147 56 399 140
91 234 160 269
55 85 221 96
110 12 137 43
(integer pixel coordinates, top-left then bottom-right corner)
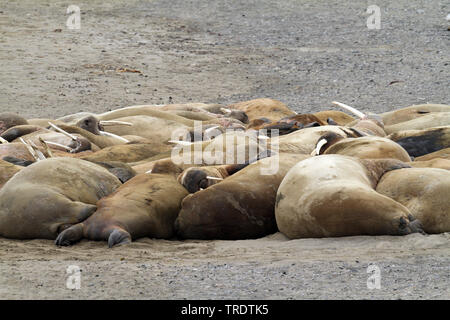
20 138 47 161
97 120 132 143
331 101 367 119
49 121 130 145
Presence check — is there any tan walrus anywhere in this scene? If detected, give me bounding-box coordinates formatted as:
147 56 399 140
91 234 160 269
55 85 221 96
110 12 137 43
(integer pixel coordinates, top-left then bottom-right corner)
175 153 309 240
55 173 189 247
313 133 411 162
376 168 450 234
0 158 121 239
275 155 423 239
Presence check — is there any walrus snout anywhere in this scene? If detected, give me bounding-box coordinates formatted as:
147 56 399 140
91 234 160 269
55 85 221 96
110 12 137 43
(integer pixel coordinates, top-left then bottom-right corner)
180 169 209 193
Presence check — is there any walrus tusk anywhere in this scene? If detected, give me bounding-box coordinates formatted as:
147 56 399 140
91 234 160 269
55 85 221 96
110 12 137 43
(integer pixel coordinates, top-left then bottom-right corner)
48 122 78 141
43 141 73 151
331 101 366 119
19 138 40 161
311 138 328 156
38 137 53 158
258 135 270 140
99 120 133 126
0 136 8 144
168 140 193 146
28 140 47 160
145 169 152 174
99 131 130 143
204 126 221 135
220 107 232 115
206 176 224 181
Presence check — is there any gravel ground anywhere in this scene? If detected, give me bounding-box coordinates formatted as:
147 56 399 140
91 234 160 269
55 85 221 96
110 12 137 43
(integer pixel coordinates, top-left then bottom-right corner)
0 0 449 300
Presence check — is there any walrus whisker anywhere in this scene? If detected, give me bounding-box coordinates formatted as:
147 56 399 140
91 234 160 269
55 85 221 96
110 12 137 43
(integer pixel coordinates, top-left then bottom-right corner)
19 138 40 161
331 101 366 119
168 140 193 146
311 138 328 156
99 120 133 126
0 136 9 144
206 176 224 180
48 122 78 141
99 131 130 143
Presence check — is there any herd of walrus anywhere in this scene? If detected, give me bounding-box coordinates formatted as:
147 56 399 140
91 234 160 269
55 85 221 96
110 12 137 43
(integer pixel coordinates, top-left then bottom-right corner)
0 98 448 247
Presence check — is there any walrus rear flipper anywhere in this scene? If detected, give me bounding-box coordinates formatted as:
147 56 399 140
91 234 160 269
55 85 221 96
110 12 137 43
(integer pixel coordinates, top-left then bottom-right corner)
108 228 131 248
55 223 84 246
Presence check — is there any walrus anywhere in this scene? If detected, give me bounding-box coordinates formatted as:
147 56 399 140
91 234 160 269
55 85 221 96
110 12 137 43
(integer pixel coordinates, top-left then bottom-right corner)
0 158 121 239
55 173 189 247
0 159 22 188
275 155 423 239
313 133 411 162
380 104 450 126
410 158 450 170
387 126 450 158
313 110 355 126
414 148 450 161
226 98 297 123
384 112 450 134
79 143 172 164
275 125 359 154
0 112 28 134
175 153 310 240
376 168 450 234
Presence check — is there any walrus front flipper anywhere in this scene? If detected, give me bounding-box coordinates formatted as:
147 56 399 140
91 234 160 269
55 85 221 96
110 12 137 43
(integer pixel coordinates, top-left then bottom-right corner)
108 228 131 248
55 223 84 246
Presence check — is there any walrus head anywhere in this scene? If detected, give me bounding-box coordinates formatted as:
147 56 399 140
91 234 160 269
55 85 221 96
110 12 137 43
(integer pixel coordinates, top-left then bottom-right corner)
178 168 212 193
0 113 28 135
220 108 249 124
76 116 103 135
312 132 346 155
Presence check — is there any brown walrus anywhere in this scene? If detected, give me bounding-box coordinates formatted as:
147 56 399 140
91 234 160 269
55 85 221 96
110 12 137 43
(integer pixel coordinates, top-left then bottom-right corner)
314 133 411 162
376 168 450 234
0 112 28 134
0 159 22 189
175 153 310 240
387 126 450 158
226 98 296 123
380 104 450 126
55 173 189 247
275 155 423 239
0 158 121 239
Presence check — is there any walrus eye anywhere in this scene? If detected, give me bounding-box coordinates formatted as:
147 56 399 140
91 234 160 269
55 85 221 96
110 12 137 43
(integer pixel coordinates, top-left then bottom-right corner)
199 179 208 190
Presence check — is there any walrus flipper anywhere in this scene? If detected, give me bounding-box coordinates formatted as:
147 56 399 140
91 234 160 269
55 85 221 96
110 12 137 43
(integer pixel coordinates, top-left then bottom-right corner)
108 228 132 248
55 223 84 246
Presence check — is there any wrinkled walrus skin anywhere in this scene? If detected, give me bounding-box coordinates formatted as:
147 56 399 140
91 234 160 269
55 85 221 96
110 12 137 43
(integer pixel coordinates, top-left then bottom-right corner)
0 158 121 239
55 173 189 247
175 153 310 240
376 168 450 234
275 155 423 239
